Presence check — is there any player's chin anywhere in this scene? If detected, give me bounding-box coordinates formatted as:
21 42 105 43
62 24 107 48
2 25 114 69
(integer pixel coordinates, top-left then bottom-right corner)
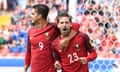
61 31 69 36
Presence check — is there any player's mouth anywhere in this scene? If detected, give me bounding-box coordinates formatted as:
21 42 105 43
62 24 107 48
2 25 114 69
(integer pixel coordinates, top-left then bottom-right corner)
63 27 67 31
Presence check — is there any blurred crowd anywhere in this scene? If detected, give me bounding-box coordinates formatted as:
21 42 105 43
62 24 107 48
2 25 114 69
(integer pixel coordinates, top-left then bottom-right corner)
77 0 120 58
0 0 120 58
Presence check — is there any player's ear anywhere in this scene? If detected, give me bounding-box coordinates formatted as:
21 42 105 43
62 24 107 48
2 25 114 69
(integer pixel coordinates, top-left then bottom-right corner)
57 23 60 29
38 14 42 19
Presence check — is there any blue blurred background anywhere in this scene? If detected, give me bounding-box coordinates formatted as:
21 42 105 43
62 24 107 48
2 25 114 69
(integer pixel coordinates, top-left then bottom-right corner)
0 0 120 72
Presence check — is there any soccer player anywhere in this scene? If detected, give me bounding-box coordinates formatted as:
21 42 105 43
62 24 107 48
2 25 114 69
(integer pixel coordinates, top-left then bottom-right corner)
52 11 97 72
24 4 79 72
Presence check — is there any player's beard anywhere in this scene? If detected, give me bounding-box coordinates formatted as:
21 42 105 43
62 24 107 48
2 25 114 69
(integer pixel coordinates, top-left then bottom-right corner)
61 29 71 37
32 19 40 25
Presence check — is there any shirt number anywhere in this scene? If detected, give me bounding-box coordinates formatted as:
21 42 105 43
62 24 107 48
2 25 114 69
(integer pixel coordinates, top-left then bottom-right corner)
67 52 79 63
39 42 44 51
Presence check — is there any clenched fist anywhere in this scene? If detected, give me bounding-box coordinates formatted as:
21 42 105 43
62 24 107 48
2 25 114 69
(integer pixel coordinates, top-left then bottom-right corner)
54 61 62 69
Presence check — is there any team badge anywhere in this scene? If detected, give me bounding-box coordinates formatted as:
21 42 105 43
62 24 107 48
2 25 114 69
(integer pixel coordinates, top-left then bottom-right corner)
75 43 80 51
45 32 50 40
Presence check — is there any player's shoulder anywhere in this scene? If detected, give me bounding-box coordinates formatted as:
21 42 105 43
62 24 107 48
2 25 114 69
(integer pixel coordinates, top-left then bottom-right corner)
78 31 90 40
28 26 36 32
72 22 82 26
52 36 60 44
72 22 81 24
72 22 81 30
48 22 57 27
79 31 87 36
48 22 59 32
27 26 36 36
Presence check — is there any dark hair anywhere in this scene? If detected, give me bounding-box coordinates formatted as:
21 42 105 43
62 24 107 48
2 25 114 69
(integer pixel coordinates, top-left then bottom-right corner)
84 10 90 15
94 17 99 22
33 4 49 20
98 22 104 27
91 10 97 15
109 17 114 22
57 11 72 23
98 10 104 16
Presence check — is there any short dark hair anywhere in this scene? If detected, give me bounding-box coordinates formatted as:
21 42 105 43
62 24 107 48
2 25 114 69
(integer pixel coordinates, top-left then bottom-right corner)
33 4 49 20
57 11 72 23
98 10 104 16
91 10 97 15
84 10 90 15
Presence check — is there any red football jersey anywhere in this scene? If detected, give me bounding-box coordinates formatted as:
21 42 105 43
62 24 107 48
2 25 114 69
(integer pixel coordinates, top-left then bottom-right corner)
25 24 58 72
25 23 80 72
52 32 97 72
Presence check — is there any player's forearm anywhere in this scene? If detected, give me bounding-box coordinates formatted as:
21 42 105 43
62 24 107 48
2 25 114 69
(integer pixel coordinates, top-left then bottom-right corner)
25 45 31 65
24 54 30 72
24 64 30 72
87 49 97 62
52 47 61 61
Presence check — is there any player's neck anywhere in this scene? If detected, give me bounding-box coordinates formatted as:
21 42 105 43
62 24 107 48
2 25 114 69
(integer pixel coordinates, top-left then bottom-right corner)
61 35 67 38
36 19 48 29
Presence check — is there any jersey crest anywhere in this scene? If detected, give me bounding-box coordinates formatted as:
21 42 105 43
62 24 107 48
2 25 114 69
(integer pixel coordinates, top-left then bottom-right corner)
75 43 80 51
45 32 50 40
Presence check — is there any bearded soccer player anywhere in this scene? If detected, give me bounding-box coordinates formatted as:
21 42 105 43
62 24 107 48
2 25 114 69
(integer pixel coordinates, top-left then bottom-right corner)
52 11 97 72
24 4 80 72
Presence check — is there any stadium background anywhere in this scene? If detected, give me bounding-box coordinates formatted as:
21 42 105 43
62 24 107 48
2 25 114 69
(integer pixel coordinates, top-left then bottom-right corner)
0 0 120 72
